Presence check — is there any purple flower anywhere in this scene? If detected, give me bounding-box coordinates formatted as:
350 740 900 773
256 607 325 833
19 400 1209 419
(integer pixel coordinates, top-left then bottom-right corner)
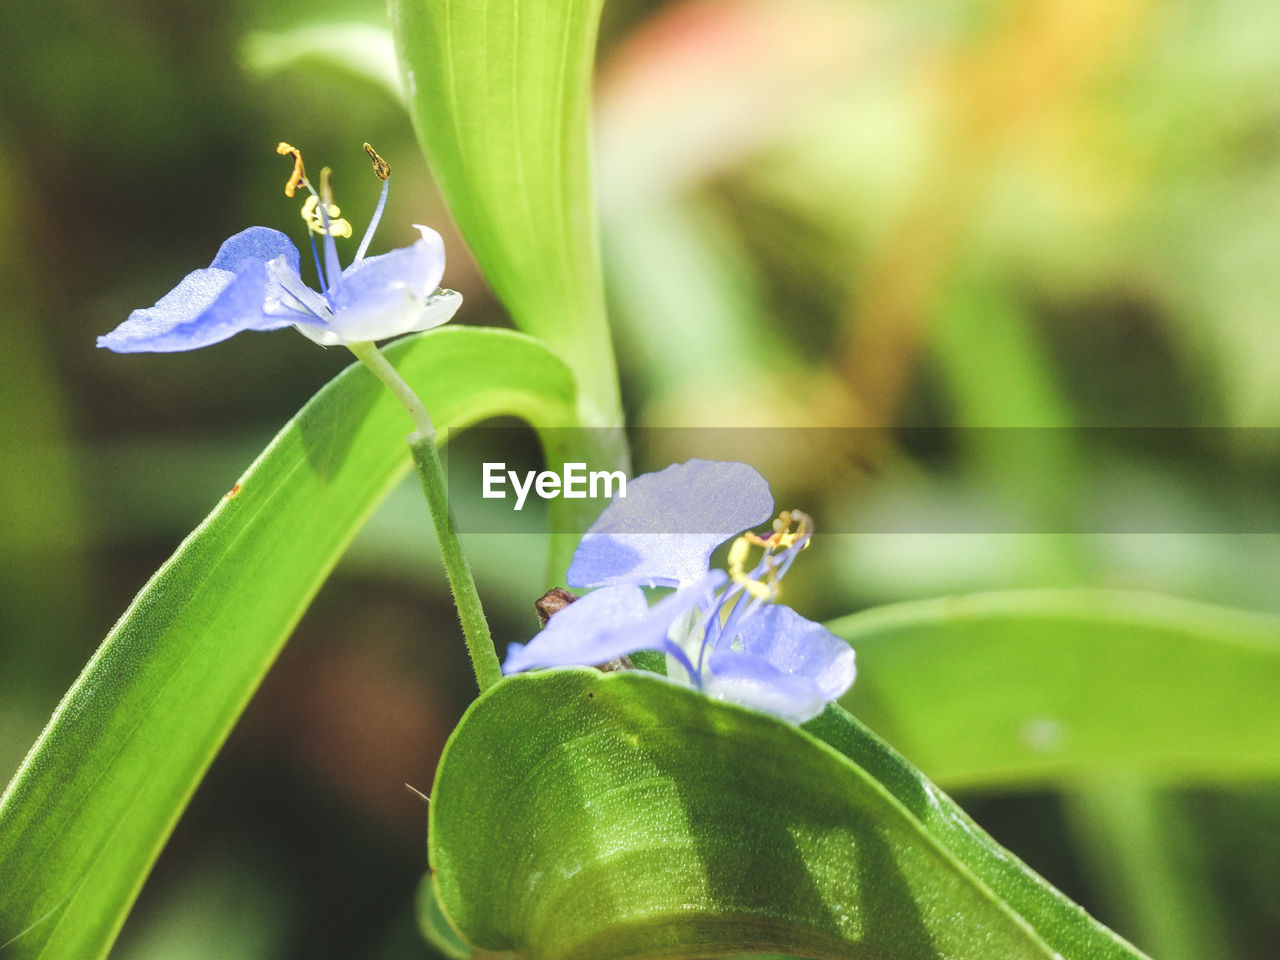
98 143 460 353
503 459 856 723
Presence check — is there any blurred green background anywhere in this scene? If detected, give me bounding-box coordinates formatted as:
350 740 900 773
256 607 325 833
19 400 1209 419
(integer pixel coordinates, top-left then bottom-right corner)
1 0 1277 957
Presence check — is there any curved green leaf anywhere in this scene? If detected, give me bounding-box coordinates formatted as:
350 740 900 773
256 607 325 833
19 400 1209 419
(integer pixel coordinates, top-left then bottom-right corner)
0 328 577 960
416 876 475 960
428 669 1146 960
831 590 1280 789
389 0 623 430
241 23 404 104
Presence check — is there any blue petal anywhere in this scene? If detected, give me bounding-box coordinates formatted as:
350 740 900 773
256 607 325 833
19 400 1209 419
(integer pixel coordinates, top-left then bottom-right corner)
567 460 773 589
626 571 726 678
98 228 302 353
210 226 301 274
731 605 856 701
326 225 448 342
703 651 833 723
502 572 726 676
704 605 855 722
502 585 648 673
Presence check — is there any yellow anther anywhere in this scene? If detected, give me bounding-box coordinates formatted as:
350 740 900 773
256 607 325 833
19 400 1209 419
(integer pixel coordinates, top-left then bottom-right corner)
363 142 391 181
727 536 751 577
747 510 812 551
787 510 814 550
727 534 778 601
318 166 336 206
727 509 815 604
300 194 353 238
276 142 307 198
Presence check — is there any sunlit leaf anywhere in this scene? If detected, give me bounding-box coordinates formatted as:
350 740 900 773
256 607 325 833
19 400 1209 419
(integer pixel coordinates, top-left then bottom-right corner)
389 0 624 432
428 668 1147 959
0 328 577 960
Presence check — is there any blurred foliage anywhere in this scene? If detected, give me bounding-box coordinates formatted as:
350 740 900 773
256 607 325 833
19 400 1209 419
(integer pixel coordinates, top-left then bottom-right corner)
0 0 1277 958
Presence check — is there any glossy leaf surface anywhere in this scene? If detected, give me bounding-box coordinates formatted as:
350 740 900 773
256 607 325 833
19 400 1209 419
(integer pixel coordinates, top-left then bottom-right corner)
429 669 1148 959
0 328 577 959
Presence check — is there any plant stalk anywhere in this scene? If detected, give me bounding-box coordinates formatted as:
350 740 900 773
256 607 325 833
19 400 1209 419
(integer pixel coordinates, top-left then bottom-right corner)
348 341 503 692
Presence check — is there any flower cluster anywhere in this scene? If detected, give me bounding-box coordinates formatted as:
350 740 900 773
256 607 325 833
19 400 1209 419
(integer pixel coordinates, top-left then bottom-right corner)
98 142 459 353
503 460 855 723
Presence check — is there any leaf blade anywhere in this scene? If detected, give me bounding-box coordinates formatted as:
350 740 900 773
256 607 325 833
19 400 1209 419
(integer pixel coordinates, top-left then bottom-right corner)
831 589 1280 788
428 669 1147 959
0 328 578 960
390 0 623 429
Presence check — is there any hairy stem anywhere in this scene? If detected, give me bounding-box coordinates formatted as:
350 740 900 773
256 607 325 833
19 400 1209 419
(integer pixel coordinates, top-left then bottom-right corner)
349 341 502 692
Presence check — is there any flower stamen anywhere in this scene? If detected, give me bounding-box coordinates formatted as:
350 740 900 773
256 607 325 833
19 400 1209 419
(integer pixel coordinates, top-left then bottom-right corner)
300 194 353 238
727 536 777 601
276 141 308 198
363 142 391 180
355 142 392 265
728 510 814 602
745 509 812 551
308 166 345 288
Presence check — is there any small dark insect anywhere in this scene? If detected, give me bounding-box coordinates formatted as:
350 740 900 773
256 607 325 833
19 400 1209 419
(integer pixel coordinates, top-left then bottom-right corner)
534 587 578 626
533 587 632 673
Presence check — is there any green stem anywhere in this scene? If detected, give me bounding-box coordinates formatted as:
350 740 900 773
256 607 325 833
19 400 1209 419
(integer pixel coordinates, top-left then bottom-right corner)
347 341 503 692
409 432 503 691
347 340 435 437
